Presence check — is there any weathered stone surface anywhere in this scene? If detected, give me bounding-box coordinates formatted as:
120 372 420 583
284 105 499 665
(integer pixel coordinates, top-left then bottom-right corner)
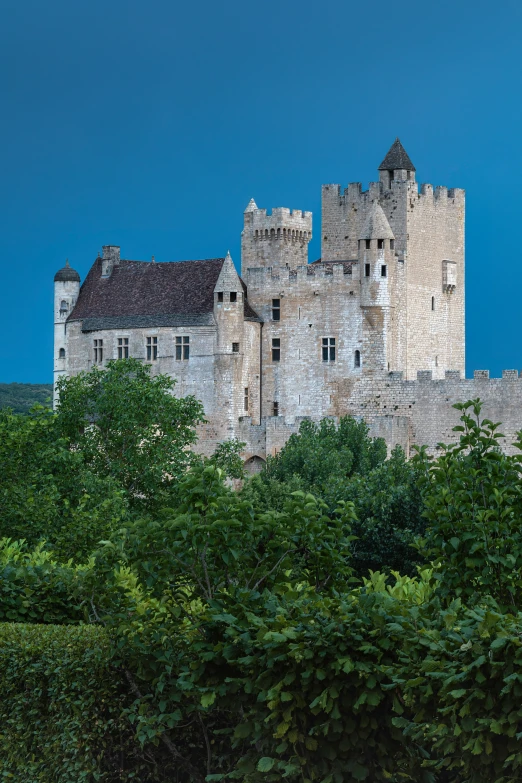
54 141 522 464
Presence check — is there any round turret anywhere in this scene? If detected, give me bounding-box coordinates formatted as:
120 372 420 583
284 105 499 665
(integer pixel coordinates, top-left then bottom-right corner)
54 259 80 283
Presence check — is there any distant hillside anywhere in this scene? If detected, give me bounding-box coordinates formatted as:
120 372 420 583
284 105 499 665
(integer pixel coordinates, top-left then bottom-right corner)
0 384 53 414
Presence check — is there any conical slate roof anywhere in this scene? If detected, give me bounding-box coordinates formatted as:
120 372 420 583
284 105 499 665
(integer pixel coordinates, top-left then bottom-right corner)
359 202 395 240
244 198 258 212
54 259 80 283
378 138 415 171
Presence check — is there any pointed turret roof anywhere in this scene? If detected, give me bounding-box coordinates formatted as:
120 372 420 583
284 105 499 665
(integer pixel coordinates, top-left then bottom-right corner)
214 251 241 292
244 198 258 212
359 202 395 240
378 138 415 171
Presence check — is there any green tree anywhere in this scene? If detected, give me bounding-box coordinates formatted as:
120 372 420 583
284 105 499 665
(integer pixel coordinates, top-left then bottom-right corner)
242 417 424 576
56 358 205 510
413 399 522 611
0 406 127 560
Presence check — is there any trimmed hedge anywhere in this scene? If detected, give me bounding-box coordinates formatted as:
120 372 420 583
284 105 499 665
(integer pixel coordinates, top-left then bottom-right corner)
0 623 134 782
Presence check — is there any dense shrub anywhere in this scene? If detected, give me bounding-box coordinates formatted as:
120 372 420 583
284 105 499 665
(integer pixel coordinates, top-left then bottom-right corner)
0 624 130 781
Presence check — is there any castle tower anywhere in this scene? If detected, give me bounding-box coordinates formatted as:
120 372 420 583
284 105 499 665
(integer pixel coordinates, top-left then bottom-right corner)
53 260 80 404
321 139 465 379
358 203 397 373
213 251 244 352
241 199 312 276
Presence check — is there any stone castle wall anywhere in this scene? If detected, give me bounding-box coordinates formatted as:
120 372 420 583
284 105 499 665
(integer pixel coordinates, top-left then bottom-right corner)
238 370 522 462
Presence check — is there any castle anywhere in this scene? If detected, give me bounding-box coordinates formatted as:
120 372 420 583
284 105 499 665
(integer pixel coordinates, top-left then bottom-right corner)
54 140 522 468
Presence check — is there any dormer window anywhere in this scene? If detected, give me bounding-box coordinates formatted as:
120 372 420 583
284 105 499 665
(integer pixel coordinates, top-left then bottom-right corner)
230 292 237 302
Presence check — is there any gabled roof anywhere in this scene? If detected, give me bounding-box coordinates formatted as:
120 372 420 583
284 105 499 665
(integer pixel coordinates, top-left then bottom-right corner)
359 202 395 240
378 138 416 171
68 257 261 330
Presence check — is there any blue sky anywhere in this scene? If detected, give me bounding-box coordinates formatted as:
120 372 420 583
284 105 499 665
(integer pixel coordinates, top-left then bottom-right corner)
1 0 520 382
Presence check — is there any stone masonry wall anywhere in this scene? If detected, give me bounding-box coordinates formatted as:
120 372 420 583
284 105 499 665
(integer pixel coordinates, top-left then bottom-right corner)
238 371 522 461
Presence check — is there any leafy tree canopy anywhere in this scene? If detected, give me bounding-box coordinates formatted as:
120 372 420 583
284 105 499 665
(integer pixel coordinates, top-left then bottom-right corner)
242 417 425 576
56 358 205 510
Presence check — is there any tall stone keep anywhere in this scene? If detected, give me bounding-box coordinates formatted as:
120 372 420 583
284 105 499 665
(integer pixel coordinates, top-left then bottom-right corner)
53 260 80 402
321 138 465 379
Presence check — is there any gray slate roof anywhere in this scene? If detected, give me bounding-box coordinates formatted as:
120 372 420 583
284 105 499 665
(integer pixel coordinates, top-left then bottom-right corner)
54 260 81 282
69 257 261 330
378 138 416 171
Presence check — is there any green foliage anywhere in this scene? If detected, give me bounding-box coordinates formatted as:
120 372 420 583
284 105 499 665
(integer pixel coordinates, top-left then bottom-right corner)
0 406 128 560
0 623 143 782
242 417 424 576
262 417 387 488
206 438 246 480
4 400 522 781
413 399 522 610
0 382 52 414
0 539 86 624
56 358 205 510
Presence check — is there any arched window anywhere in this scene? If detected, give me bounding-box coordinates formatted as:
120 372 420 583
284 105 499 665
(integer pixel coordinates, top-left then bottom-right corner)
354 350 361 368
60 300 68 313
58 348 65 358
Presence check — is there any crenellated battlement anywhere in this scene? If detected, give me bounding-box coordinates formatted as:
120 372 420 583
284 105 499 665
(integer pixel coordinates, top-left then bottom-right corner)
244 205 312 241
244 261 357 288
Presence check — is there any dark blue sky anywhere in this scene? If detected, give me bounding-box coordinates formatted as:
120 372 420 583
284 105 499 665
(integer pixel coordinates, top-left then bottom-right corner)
1 0 520 382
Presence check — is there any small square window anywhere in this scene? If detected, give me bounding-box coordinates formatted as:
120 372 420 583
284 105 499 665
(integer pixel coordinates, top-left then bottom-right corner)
217 292 223 302
272 338 280 362
322 337 336 362
230 292 237 302
176 335 190 360
272 298 280 321
365 263 371 277
381 265 387 277
146 336 158 361
232 342 239 353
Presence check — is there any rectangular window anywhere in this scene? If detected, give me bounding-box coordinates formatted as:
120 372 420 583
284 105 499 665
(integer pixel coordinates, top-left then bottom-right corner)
273 401 279 416
176 335 190 360
272 298 280 321
93 339 103 364
322 337 336 362
365 263 371 277
365 239 371 250
378 239 384 249
232 342 239 353
117 337 129 359
244 387 249 411
272 338 280 362
146 336 158 361
390 239 395 250
230 292 237 302
217 292 223 302
381 265 387 277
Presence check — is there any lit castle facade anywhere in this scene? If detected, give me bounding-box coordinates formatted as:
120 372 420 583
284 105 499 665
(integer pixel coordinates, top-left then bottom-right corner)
54 140 522 468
